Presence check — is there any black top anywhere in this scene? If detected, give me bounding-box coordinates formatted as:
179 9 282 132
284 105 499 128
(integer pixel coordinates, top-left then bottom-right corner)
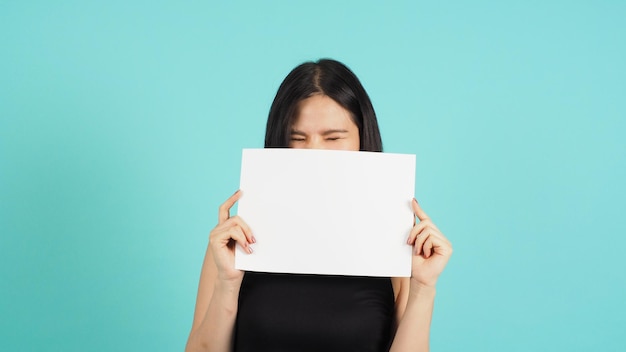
234 272 395 352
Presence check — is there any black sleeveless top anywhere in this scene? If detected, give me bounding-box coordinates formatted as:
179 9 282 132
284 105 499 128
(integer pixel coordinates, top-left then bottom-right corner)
234 272 395 352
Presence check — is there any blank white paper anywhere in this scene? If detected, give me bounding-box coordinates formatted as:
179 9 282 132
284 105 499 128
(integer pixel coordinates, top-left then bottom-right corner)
235 148 415 277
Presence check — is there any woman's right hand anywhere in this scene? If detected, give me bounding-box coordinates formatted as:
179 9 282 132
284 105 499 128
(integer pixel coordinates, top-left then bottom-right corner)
209 190 255 284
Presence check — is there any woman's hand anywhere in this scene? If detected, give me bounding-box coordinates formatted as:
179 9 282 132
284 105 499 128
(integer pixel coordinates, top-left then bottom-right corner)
209 190 255 284
406 199 453 287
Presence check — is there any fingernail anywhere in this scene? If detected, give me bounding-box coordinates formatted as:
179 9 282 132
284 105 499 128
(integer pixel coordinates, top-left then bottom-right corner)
251 235 256 243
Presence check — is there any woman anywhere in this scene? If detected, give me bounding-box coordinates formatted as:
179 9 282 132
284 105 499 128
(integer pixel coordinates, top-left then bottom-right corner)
186 59 453 352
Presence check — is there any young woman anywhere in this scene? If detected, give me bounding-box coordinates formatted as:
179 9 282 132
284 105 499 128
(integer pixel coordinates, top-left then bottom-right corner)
186 59 453 352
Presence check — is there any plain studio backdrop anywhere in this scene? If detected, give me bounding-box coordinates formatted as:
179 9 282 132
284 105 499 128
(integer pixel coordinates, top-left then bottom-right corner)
1 1 624 351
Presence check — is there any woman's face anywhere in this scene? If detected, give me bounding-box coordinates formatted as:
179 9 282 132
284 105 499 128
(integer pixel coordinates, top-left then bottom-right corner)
289 94 360 151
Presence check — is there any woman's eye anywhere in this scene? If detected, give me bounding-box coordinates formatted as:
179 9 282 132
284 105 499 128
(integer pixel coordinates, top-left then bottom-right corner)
326 137 341 141
290 138 306 141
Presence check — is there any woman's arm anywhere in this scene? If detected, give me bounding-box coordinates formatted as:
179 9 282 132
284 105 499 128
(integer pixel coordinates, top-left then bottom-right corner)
389 278 436 352
389 199 452 352
185 191 254 352
186 250 241 352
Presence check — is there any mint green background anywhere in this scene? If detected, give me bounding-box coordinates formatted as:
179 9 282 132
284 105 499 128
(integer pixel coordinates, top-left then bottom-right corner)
1 1 624 351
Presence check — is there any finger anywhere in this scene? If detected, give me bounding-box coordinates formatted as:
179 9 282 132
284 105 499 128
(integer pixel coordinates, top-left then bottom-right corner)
423 238 435 258
414 227 436 255
428 234 453 257
407 225 420 245
414 231 427 255
210 223 246 245
412 198 430 222
225 215 255 243
218 190 242 224
420 227 451 248
227 225 253 254
407 220 436 244
418 232 453 259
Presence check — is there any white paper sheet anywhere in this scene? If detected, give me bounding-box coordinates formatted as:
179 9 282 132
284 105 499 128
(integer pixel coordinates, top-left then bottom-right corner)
235 148 415 277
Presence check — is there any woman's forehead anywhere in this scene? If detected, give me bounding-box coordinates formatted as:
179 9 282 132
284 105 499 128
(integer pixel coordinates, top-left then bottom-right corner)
292 95 355 130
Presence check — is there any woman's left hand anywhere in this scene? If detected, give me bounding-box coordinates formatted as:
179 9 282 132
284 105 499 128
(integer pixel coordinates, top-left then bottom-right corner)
406 198 453 287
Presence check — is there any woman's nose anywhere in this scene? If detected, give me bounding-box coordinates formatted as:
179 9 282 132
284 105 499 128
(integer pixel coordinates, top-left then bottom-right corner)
304 137 326 150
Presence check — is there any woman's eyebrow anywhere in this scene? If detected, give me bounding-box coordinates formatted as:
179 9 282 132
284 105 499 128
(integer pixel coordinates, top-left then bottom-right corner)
290 129 349 135
322 129 348 136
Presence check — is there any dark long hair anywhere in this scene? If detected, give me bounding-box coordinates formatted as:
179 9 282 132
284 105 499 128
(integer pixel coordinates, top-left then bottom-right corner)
264 59 383 152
